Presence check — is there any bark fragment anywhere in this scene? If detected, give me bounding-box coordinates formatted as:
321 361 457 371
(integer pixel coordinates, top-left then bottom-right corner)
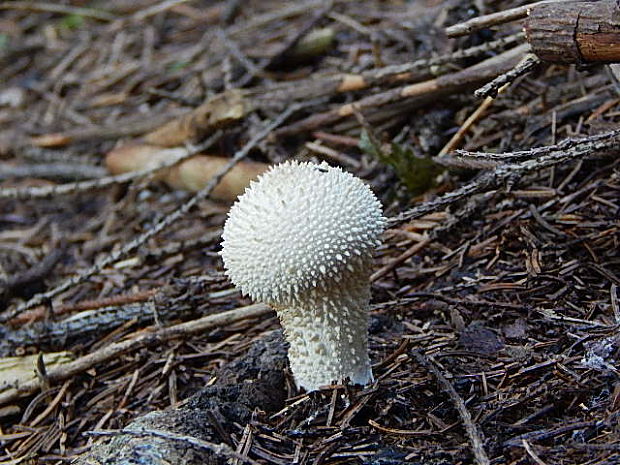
73 333 288 465
525 0 620 64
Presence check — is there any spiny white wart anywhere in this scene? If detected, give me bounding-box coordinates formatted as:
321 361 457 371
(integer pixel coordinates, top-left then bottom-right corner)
221 160 385 391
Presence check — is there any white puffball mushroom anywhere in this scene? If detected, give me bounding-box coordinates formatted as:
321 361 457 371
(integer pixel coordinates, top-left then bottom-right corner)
221 160 385 391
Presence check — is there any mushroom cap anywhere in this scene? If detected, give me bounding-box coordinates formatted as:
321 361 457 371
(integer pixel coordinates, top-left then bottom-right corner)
221 160 385 306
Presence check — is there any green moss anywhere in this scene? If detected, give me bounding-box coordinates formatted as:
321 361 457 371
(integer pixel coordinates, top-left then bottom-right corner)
60 13 85 30
168 61 190 72
359 129 443 195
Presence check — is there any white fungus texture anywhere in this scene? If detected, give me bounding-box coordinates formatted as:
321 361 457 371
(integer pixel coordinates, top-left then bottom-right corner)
221 160 385 391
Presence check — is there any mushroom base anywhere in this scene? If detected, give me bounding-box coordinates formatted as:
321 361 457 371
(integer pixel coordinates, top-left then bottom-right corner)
275 260 374 392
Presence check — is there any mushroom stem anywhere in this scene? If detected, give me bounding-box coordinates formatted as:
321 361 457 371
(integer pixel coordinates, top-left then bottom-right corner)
221 160 385 392
276 255 373 391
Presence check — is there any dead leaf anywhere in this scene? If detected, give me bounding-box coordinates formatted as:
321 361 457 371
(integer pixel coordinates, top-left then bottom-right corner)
0 352 73 393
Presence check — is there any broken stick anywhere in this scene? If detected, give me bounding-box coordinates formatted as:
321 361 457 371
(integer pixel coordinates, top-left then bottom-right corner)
0 304 273 406
525 0 620 64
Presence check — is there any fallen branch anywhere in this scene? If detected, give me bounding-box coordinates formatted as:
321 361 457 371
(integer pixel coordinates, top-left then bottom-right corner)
0 162 106 182
27 112 176 149
411 350 490 465
445 0 564 38
13 35 523 152
474 54 541 99
275 43 529 136
447 0 620 65
0 303 272 406
390 129 620 225
525 0 620 64
143 34 524 146
0 1 116 21
0 105 297 323
6 289 159 327
503 420 602 447
0 134 220 200
0 247 64 305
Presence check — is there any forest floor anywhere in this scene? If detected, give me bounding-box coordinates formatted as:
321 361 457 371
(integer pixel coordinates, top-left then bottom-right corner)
0 1 619 464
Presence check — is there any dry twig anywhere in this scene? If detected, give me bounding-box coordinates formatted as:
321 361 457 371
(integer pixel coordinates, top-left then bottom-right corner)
445 0 564 37
391 129 620 225
0 106 298 323
411 350 490 465
0 303 272 406
0 133 221 200
0 1 116 21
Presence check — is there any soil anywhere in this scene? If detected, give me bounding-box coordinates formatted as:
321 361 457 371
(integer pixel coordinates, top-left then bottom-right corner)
74 332 289 464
